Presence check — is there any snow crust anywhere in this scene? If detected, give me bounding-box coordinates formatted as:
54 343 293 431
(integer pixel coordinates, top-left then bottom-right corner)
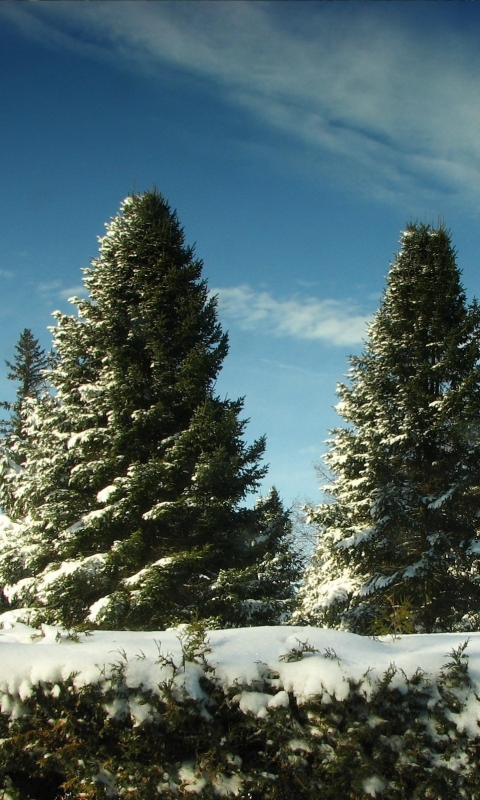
0 622 480 728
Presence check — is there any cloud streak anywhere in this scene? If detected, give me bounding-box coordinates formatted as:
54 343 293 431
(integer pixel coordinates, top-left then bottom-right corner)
4 3 480 205
212 285 371 346
37 280 87 303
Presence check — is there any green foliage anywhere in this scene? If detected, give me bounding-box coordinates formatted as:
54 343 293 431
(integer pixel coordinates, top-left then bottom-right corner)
1 632 480 799
208 487 304 627
372 595 417 638
298 223 480 634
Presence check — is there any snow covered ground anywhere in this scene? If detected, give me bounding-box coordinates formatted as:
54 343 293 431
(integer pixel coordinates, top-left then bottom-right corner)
1 619 479 726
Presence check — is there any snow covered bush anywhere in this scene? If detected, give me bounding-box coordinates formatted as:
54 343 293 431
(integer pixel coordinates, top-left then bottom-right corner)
1 622 480 798
297 223 480 634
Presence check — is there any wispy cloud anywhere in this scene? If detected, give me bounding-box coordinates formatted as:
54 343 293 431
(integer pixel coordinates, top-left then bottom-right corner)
0 270 14 279
3 2 480 206
38 280 87 303
212 285 371 346
260 359 330 379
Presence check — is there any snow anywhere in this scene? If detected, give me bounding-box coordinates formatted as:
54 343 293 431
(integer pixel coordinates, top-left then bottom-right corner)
4 553 108 607
0 514 23 543
0 622 479 730
36 554 107 589
362 573 396 593
301 565 361 610
335 526 374 549
87 595 112 623
63 519 84 535
178 764 207 794
236 689 289 718
142 501 176 520
403 559 426 578
122 556 175 587
362 775 386 796
427 486 456 509
97 484 117 504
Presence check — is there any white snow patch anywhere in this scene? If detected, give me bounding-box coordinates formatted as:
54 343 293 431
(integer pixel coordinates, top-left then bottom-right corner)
3 577 35 604
362 775 386 796
428 487 456 510
142 501 176 520
3 555 109 605
81 508 112 523
237 689 289 718
288 738 312 752
302 567 361 610
335 526 374 550
0 515 24 544
38 554 107 589
403 560 425 579
361 573 396 595
87 595 112 624
96 484 117 504
178 764 207 794
212 773 243 796
123 557 174 587
67 429 95 449
62 519 84 536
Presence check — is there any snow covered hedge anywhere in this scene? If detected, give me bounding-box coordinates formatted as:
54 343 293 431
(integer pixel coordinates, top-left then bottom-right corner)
1 622 480 799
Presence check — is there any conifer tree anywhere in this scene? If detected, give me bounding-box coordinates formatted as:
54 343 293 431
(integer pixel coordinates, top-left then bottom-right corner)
0 190 299 629
0 329 49 440
297 223 480 634
210 487 303 626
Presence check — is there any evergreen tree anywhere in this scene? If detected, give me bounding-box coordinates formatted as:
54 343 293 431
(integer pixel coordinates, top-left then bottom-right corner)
210 487 304 626
0 329 49 440
296 223 480 634
0 190 300 629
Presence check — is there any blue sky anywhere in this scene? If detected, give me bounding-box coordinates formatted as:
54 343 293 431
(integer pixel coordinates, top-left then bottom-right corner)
1 1 480 508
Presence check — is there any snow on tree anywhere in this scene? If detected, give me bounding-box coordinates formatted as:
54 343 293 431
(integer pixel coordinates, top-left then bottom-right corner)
0 190 300 629
296 223 480 634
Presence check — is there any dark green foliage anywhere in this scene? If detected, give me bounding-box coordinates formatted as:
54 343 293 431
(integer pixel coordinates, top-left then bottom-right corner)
1 629 480 799
0 191 300 629
298 223 480 633
209 487 304 627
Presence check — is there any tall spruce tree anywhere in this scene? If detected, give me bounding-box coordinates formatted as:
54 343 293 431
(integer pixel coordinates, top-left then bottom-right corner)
0 329 49 441
0 190 299 629
297 223 480 634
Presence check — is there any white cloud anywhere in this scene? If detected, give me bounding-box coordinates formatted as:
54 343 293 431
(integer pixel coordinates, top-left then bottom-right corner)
38 280 87 302
4 2 480 206
58 285 87 302
212 285 371 346
0 270 14 279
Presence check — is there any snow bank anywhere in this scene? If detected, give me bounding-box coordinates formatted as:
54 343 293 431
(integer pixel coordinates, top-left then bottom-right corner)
0 621 479 718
